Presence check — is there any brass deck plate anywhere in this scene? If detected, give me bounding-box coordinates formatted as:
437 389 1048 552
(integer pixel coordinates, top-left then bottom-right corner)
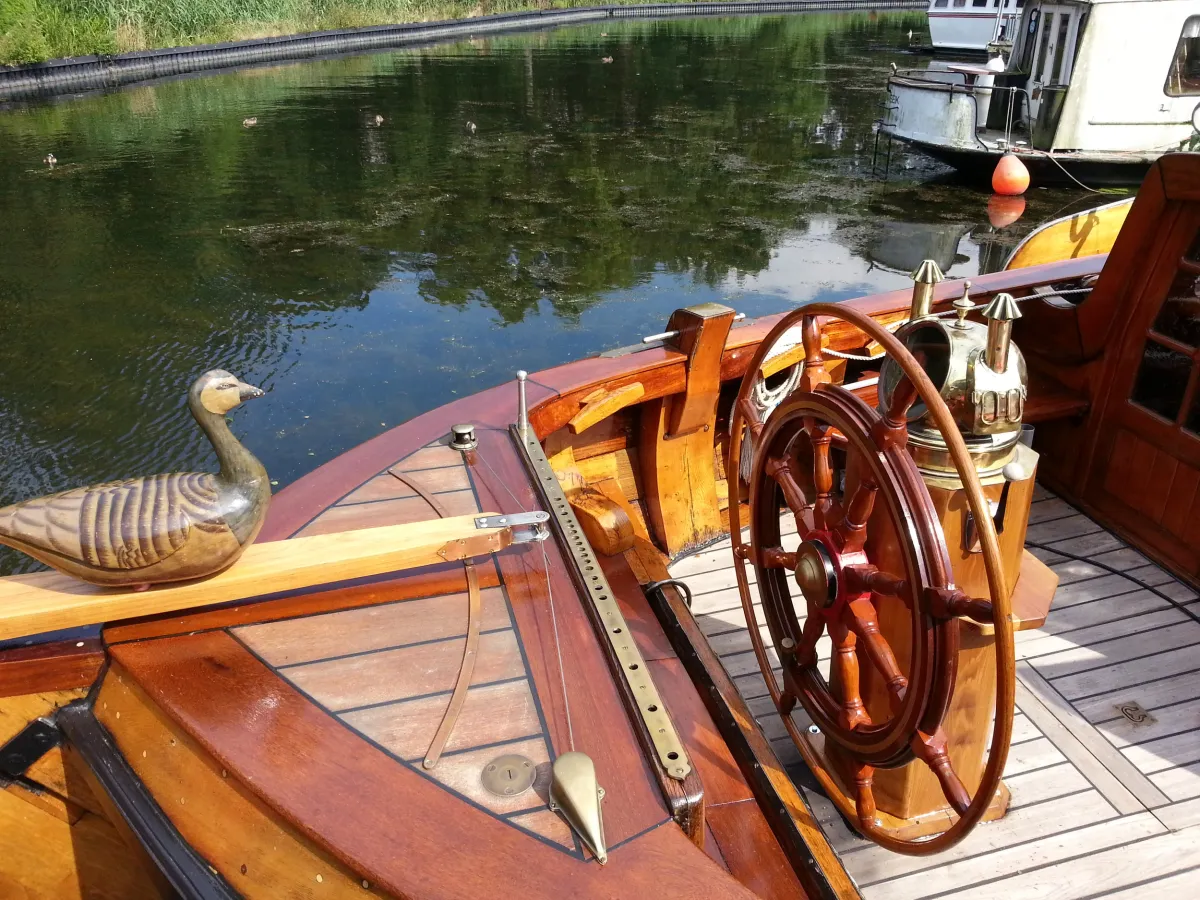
512 425 692 780
481 753 537 797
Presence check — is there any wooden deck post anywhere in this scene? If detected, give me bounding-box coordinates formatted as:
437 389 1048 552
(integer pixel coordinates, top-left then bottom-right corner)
640 303 736 558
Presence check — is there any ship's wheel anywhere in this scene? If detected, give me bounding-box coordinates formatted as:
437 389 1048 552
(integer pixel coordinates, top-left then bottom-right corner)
727 303 1016 856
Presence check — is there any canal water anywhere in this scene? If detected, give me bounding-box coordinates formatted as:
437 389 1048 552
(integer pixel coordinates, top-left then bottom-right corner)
0 11 1124 575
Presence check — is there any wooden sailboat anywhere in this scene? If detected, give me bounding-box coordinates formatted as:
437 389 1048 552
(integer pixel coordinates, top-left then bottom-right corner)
2 153 1199 898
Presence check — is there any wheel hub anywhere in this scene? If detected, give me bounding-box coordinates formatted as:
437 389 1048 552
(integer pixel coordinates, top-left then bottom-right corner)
794 539 838 609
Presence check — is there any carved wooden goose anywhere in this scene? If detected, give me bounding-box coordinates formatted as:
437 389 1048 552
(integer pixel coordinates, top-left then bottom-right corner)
0 370 269 589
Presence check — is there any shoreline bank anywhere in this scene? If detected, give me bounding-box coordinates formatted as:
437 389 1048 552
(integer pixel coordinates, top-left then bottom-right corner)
1 1 923 101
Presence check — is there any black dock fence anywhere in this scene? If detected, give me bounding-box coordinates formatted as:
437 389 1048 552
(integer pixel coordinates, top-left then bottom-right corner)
0 0 926 101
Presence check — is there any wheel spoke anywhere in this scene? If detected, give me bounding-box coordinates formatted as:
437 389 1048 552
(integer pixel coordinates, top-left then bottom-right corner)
835 474 878 553
872 373 918 451
808 420 835 531
798 314 830 393
845 598 908 713
765 455 814 524
830 621 871 731
738 395 765 440
761 547 797 569
843 564 910 599
852 762 879 828
795 611 825 668
912 728 971 815
927 587 995 625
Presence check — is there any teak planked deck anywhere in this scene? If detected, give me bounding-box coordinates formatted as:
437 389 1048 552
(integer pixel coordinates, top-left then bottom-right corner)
669 488 1200 898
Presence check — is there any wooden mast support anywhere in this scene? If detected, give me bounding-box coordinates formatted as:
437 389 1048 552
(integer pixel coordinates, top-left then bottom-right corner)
641 303 737 557
0 513 520 642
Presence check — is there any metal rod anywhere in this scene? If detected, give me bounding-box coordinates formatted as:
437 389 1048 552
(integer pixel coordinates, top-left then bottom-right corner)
516 370 528 440
641 312 745 344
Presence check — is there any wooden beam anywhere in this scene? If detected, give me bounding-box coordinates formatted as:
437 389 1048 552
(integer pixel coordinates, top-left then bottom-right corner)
0 639 104 697
568 383 644 435
0 513 512 642
641 304 735 557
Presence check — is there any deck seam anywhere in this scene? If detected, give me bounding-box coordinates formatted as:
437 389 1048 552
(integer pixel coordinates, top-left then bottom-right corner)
1069 663 1200 703
273 625 514 670
1040 636 1200 684
1025 538 1200 626
1078 861 1200 900
855 806 1131 889
910 814 1170 900
331 674 530 715
1017 664 1170 811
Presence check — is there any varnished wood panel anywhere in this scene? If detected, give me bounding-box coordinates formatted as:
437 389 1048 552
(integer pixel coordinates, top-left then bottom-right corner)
390 443 465 473
285 627 523 712
706 801 808 900
0 640 104 698
96 667 383 898
108 632 757 899
647 657 754 807
1005 198 1132 271
1161 462 1200 545
420 735 570 842
1104 428 1200 552
233 586 512 667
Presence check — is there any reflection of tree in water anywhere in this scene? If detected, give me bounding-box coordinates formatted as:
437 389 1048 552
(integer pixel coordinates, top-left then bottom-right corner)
0 12 924 573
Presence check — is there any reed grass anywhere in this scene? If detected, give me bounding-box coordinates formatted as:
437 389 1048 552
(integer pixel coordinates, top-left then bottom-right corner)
0 0 715 65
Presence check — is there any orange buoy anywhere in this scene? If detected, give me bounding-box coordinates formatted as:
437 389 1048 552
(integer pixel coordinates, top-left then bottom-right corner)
987 194 1026 228
992 152 1030 196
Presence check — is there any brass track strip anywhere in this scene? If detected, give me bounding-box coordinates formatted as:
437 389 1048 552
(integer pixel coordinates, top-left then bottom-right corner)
510 425 691 780
389 468 481 770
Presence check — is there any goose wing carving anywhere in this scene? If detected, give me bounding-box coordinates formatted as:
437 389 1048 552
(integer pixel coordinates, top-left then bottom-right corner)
0 472 227 570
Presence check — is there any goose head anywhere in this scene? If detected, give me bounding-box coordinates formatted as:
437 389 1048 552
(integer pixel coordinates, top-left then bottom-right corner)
189 370 265 417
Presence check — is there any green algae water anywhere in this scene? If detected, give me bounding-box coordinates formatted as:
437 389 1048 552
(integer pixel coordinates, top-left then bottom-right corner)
0 13 1122 575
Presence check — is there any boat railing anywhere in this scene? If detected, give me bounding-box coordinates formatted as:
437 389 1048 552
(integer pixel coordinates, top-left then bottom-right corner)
885 74 1035 150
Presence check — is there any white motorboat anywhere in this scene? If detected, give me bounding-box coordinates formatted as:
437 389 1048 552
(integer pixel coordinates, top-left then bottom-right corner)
886 0 1199 184
927 0 1024 52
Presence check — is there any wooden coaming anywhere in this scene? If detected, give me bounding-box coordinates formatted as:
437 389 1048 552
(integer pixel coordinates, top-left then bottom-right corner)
0 639 104 698
107 631 756 899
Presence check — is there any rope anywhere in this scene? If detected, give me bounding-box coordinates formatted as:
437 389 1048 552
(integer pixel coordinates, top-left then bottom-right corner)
1018 148 1102 193
799 281 1095 363
740 363 802 482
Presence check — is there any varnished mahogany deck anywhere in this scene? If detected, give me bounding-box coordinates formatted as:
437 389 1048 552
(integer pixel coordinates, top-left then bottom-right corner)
668 486 1200 898
104 424 804 897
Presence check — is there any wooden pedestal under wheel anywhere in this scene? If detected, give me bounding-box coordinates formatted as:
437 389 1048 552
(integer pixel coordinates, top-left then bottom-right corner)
727 304 1017 856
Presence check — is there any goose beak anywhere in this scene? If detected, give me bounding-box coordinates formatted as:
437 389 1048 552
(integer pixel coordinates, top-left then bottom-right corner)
239 383 266 401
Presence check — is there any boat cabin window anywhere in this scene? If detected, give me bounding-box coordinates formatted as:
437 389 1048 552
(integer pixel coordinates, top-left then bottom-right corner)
973 0 988 7
1165 16 1200 96
1131 231 1200 433
933 0 948 7
953 0 967 8
1048 12 1071 84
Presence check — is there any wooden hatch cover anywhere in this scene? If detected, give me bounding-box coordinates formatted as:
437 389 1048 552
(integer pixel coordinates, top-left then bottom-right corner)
100 429 768 898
